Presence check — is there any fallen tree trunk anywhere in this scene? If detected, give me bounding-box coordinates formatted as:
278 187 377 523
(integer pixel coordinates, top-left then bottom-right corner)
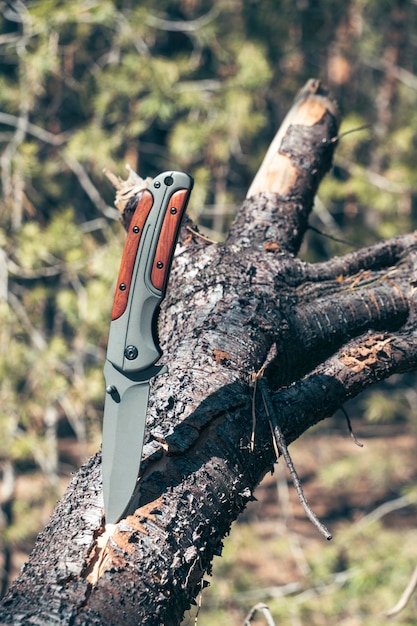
2 79 417 625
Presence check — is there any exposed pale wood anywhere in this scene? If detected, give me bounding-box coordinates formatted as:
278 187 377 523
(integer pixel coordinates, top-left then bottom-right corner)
103 164 151 214
247 79 340 198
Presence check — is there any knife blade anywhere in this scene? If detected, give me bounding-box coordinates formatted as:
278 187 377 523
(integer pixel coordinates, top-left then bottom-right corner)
102 170 193 523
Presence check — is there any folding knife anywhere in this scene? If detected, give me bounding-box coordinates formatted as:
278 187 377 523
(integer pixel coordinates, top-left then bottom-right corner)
102 170 193 523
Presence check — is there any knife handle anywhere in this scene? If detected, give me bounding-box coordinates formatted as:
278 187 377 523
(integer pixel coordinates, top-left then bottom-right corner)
111 190 154 322
106 171 193 373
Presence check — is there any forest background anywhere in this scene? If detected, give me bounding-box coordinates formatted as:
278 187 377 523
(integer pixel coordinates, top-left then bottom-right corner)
1 1 417 624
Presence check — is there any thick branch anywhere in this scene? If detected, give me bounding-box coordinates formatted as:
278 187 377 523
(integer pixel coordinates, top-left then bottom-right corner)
271 328 417 445
2 80 417 626
270 266 412 385
229 79 340 254
296 231 417 283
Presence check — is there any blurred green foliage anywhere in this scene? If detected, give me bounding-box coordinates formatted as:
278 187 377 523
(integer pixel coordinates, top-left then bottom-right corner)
1 0 417 617
194 442 417 626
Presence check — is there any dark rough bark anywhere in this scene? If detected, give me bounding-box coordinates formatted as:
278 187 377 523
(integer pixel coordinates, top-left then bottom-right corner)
2 80 417 625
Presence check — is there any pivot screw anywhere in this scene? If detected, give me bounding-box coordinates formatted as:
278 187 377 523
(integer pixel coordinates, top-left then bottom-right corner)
164 175 174 186
124 345 138 360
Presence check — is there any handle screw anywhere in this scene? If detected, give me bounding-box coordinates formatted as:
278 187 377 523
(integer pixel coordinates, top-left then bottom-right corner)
170 207 177 214
133 226 140 233
156 261 164 269
119 283 127 291
124 345 138 360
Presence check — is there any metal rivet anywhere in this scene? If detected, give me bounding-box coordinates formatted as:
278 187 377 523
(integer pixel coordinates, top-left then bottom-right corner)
133 225 139 233
119 283 127 291
124 345 138 360
156 261 164 269
154 181 161 188
105 385 120 402
170 207 177 215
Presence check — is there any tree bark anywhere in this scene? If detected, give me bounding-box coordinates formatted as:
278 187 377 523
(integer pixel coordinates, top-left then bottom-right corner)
2 79 417 625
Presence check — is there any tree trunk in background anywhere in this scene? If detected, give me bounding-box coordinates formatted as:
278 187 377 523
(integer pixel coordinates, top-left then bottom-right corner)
1 80 417 625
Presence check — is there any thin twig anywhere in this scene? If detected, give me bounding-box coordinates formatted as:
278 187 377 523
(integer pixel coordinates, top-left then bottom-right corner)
336 155 410 195
250 349 276 452
275 466 311 576
185 225 217 244
385 564 417 617
234 569 353 602
0 111 69 146
0 11 31 230
7 257 64 279
193 577 204 625
329 123 372 143
357 495 413 529
364 55 417 92
308 224 362 249
63 155 119 220
244 602 277 626
145 6 219 33
0 249 7 301
0 113 118 221
339 406 364 447
250 375 258 452
258 378 332 541
8 291 47 351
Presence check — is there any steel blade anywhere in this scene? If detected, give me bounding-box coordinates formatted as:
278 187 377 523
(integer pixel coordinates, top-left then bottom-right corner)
102 362 150 524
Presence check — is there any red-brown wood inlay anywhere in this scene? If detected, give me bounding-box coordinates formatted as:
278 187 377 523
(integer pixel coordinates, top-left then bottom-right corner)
111 190 154 321
150 189 188 292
